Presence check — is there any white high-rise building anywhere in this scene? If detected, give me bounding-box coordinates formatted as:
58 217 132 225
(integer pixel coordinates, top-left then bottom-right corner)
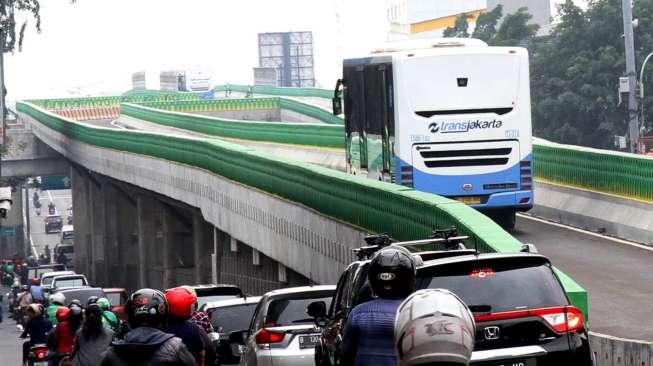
387 0 551 41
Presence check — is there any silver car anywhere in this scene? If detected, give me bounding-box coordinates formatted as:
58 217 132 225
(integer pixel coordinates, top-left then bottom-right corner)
238 285 335 366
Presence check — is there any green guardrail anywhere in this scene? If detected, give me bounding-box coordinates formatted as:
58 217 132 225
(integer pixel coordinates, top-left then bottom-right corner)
121 103 345 148
214 84 332 99
18 100 588 322
28 91 204 110
137 97 344 125
534 139 653 202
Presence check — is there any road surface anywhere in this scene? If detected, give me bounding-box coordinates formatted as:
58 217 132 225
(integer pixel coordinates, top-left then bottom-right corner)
0 287 26 365
26 188 73 259
513 215 653 340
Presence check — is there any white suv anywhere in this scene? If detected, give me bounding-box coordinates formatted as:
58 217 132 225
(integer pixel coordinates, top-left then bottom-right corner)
235 286 335 366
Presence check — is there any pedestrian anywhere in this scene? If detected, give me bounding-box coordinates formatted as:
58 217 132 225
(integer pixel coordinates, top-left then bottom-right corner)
20 304 52 365
340 247 417 366
165 287 206 365
100 288 197 366
49 306 76 366
72 303 114 366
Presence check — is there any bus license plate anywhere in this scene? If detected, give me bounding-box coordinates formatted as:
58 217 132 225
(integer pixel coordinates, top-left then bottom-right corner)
487 360 527 366
456 196 482 205
299 334 321 349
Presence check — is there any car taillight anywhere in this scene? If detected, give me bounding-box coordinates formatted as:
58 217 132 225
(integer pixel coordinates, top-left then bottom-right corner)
475 306 584 333
255 328 285 345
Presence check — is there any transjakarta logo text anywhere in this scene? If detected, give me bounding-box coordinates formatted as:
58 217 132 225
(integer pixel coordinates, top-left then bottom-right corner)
429 119 503 134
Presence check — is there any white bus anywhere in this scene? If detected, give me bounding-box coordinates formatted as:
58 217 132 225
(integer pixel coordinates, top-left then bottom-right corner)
333 39 533 228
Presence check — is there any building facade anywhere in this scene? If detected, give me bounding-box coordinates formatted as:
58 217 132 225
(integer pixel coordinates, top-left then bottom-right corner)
257 32 315 87
387 0 551 40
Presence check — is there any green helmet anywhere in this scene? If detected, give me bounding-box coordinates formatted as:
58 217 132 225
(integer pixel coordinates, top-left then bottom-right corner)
97 297 111 311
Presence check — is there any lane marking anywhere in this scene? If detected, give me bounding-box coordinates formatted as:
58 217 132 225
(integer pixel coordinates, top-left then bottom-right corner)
517 213 653 252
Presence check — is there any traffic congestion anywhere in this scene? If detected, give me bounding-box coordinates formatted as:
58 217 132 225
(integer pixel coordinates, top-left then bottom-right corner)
0 226 594 366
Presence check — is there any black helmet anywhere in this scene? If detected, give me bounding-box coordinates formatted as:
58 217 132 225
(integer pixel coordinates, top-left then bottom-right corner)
126 288 169 329
87 296 99 307
69 301 83 317
368 246 416 299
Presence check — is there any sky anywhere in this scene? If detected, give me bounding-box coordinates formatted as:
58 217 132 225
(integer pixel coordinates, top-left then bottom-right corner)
5 0 585 101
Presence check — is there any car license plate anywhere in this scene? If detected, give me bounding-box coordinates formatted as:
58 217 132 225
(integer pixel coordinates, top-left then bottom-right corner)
456 196 482 205
298 334 321 349
486 360 528 366
34 362 48 366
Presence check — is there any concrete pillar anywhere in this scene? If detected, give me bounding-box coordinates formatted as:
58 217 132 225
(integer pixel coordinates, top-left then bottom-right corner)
71 167 91 275
88 177 107 286
193 212 213 284
114 187 138 291
137 195 158 289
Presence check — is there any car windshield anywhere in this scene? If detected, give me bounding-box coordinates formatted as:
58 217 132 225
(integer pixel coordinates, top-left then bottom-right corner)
266 294 333 326
209 303 258 334
55 278 85 288
42 277 54 286
416 262 568 313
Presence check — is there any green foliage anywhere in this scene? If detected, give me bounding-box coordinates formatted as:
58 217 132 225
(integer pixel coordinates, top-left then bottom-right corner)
472 5 503 42
444 5 539 46
443 13 472 38
0 0 75 53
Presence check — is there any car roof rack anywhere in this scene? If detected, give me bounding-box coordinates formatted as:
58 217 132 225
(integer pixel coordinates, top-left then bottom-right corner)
353 227 470 260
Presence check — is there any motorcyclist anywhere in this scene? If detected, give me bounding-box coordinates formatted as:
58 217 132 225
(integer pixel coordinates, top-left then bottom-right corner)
100 288 197 366
394 289 476 366
20 303 52 365
27 256 38 267
165 286 206 365
29 278 45 304
97 297 120 331
341 246 417 366
44 245 51 262
48 201 56 214
17 285 33 315
46 292 66 325
68 300 84 335
48 306 75 366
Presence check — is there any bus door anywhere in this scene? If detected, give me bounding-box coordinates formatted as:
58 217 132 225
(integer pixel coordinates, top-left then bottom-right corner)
363 63 394 181
343 65 366 174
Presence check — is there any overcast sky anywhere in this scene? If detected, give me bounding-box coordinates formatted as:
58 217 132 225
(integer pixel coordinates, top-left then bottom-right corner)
5 0 585 101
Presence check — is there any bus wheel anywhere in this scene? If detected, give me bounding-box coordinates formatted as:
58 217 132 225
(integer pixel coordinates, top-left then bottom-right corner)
498 210 516 230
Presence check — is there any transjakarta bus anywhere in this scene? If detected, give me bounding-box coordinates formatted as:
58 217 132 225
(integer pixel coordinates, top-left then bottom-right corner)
333 39 533 228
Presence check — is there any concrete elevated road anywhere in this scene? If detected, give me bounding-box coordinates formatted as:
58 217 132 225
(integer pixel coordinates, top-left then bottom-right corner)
514 215 653 340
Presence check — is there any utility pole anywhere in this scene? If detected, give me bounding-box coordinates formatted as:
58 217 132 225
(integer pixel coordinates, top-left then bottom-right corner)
622 0 639 153
0 29 5 177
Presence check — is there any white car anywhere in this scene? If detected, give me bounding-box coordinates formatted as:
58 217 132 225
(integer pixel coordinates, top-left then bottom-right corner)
235 286 335 366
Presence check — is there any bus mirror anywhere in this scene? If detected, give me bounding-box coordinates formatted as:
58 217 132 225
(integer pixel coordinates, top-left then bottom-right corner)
333 78 344 115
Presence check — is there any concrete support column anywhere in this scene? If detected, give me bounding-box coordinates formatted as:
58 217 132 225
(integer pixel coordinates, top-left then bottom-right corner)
114 187 138 291
103 182 120 286
88 177 107 286
71 167 91 275
193 212 213 284
137 195 158 289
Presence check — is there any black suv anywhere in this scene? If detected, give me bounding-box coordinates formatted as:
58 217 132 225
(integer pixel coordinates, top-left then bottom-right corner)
313 235 593 366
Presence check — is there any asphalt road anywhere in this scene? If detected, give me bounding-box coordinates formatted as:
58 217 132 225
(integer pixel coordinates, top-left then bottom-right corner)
513 215 653 340
26 188 73 258
0 287 26 365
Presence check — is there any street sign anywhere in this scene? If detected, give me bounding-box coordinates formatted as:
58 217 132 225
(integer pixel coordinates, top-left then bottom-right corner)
1 226 16 237
40 175 72 190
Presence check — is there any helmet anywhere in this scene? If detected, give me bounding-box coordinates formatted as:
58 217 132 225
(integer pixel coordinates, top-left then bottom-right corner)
126 288 169 329
368 247 416 299
21 285 29 291
31 278 40 285
69 300 83 317
97 298 111 311
27 303 44 316
165 287 198 319
395 289 476 366
87 296 99 307
56 306 71 322
49 292 66 306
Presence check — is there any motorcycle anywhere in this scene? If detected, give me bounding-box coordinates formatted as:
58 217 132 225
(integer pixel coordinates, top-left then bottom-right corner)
35 207 41 216
48 206 55 215
27 344 49 366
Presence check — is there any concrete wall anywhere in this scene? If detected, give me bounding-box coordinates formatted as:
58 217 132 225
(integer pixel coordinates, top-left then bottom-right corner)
197 108 281 122
532 181 653 245
591 332 653 366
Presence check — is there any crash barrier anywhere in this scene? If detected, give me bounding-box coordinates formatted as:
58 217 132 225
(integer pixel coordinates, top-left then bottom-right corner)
28 91 203 110
137 97 344 125
52 106 120 121
533 138 653 202
120 103 345 148
214 84 332 99
17 99 587 320
590 332 653 366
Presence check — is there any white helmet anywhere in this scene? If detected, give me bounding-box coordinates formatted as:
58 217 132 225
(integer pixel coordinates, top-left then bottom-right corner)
395 289 476 366
49 292 66 305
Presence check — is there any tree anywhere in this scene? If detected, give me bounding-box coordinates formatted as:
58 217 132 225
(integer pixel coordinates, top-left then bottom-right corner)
443 13 472 38
0 0 75 53
472 5 503 42
493 7 539 46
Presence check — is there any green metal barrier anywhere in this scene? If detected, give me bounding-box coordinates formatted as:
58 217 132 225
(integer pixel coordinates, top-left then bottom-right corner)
121 103 345 148
28 91 203 109
17 100 588 322
534 139 653 202
214 84 332 99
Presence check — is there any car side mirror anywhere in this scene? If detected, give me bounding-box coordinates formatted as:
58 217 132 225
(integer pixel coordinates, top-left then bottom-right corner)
228 330 248 345
307 301 328 319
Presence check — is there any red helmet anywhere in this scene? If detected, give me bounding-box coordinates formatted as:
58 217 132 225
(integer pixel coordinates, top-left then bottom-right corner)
164 287 197 319
56 307 70 322
31 278 40 285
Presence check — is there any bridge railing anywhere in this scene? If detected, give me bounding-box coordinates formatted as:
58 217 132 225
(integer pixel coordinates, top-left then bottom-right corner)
18 99 587 320
214 84 333 99
121 103 345 148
